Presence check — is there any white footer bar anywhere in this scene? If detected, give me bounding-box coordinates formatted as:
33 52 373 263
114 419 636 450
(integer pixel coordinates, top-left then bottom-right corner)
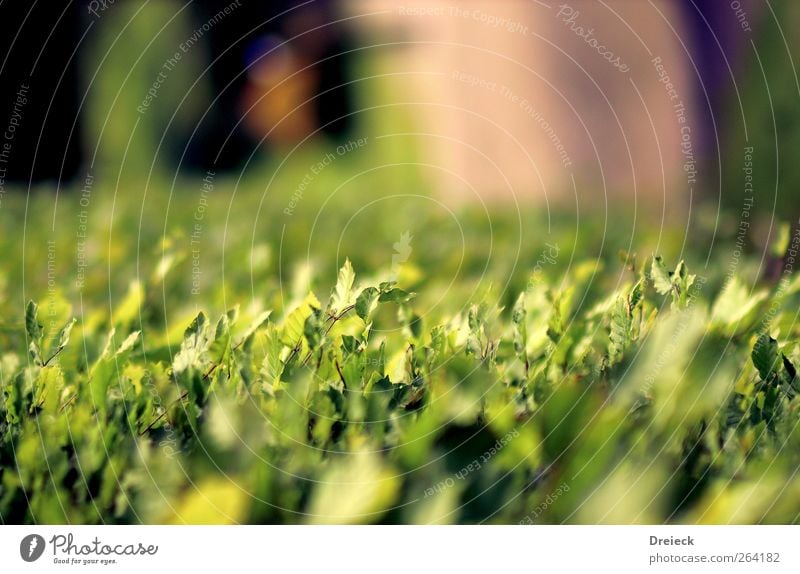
1 525 798 573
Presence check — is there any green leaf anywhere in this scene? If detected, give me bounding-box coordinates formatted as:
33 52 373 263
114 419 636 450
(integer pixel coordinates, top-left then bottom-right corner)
97 327 139 360
608 296 631 364
340 353 363 389
115 331 141 357
88 329 139 414
28 341 42 367
672 260 697 307
25 300 42 342
770 222 790 257
782 355 797 382
378 287 415 304
4 372 23 424
209 313 233 366
650 256 672 295
25 300 43 364
100 327 117 358
55 318 77 352
675 260 688 282
608 281 645 365
512 293 527 356
399 306 423 340
512 293 526 324
546 292 563 343
628 279 644 311
173 313 210 373
355 287 379 321
237 310 272 346
89 358 117 415
752 334 780 380
330 258 356 314
341 334 359 355
281 292 321 347
710 277 769 336
367 340 386 379
427 326 445 370
466 335 483 357
780 355 799 397
259 326 284 392
303 307 325 349
34 366 64 413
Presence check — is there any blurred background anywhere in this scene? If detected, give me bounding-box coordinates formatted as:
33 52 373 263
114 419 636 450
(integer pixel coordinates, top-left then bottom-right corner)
0 0 797 315
0 0 792 191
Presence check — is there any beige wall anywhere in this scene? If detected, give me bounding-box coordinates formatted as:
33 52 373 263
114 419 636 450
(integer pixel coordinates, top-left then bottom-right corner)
346 0 699 204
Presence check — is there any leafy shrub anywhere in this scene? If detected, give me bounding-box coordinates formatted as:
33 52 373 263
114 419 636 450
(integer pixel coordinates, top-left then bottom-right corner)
2 248 800 524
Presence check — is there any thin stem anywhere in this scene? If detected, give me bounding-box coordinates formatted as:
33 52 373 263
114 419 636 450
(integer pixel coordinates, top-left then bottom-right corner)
42 346 65 367
139 390 188 436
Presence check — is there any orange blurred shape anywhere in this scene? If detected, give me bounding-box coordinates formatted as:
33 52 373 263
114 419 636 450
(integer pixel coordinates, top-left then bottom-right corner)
240 47 318 145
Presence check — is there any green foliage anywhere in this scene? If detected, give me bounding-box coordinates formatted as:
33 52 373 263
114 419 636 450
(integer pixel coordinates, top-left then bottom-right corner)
330 259 356 315
608 280 644 365
752 334 781 381
3 199 800 524
649 256 697 308
25 301 43 366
